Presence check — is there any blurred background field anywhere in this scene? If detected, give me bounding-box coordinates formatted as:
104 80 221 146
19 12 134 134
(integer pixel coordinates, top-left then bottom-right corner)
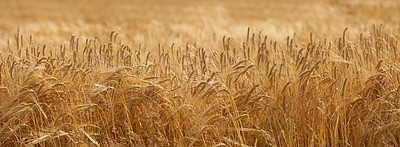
0 0 399 47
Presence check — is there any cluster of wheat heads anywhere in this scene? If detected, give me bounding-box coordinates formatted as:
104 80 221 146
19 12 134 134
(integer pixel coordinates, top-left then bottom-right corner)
0 25 400 146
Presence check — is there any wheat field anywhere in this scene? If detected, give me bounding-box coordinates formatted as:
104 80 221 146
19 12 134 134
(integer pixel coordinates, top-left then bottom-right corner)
0 0 400 146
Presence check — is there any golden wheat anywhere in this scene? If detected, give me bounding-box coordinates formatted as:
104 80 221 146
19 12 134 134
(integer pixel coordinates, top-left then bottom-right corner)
0 0 400 146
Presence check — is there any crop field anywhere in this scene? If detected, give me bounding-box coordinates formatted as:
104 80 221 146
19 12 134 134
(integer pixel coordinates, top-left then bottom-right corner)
0 0 400 146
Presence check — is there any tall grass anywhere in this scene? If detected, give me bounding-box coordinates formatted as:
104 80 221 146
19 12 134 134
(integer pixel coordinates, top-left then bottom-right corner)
0 24 399 146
